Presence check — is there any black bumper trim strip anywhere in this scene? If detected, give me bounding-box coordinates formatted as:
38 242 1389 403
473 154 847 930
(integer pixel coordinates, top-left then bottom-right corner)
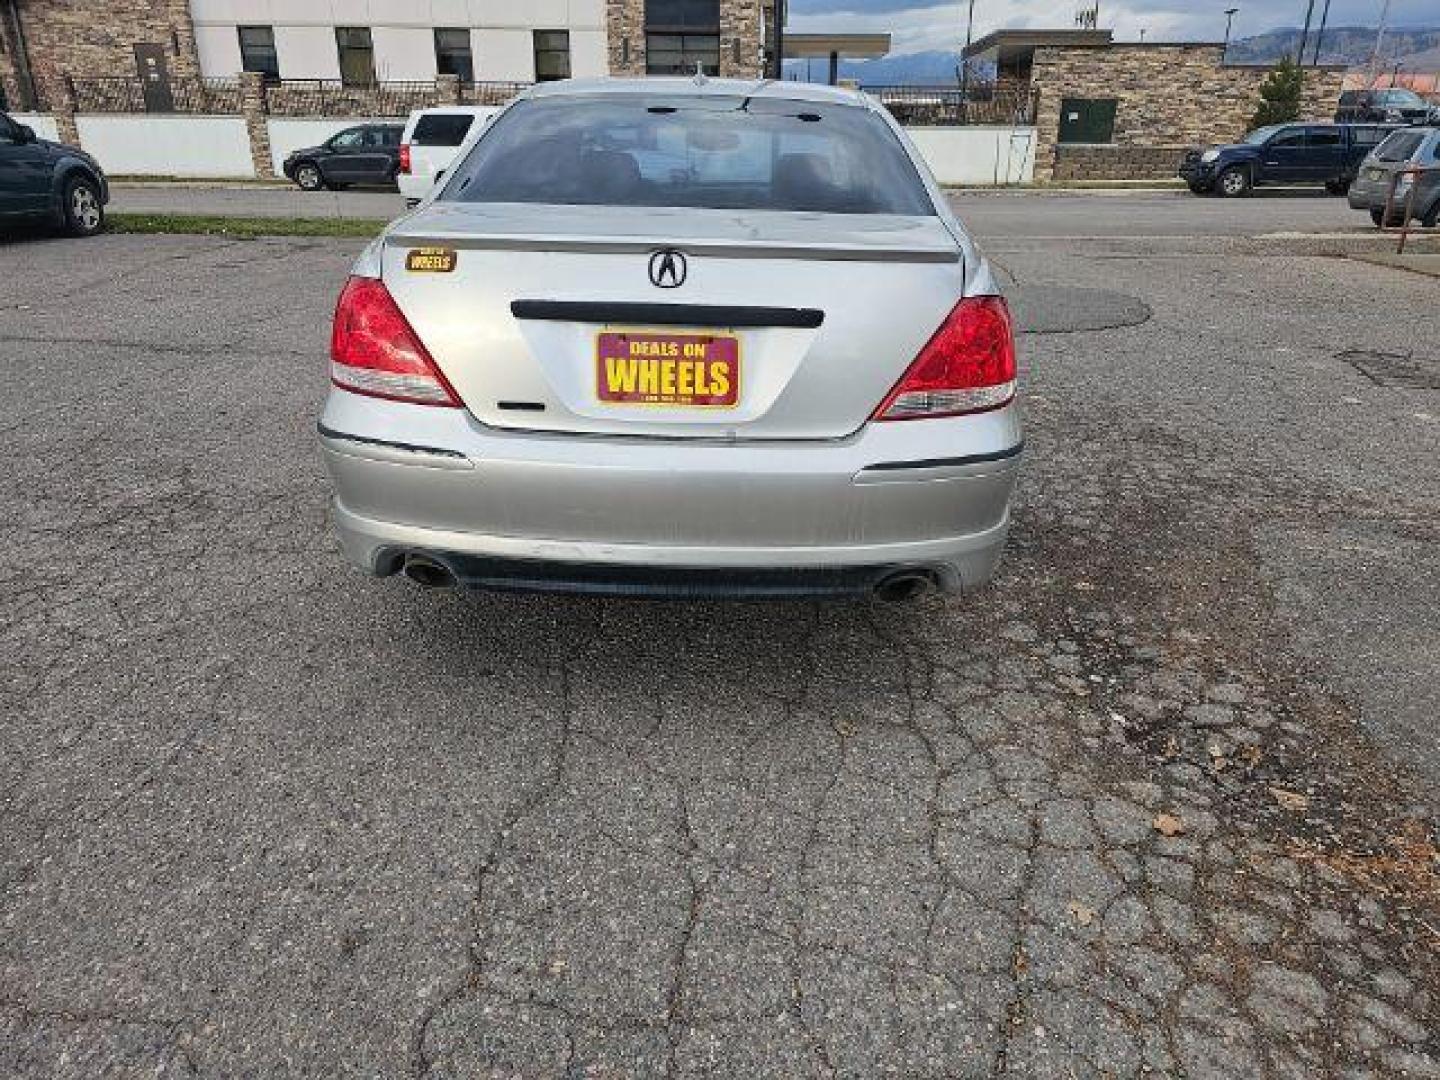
861 442 1025 473
317 423 467 460
510 301 824 329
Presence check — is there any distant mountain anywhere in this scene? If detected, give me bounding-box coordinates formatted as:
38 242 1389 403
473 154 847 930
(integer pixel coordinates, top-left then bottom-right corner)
783 50 961 86
1223 26 1440 67
780 27 1440 88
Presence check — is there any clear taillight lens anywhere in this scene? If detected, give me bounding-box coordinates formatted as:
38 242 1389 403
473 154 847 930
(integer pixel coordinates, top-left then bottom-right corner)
330 276 460 407
872 295 1017 420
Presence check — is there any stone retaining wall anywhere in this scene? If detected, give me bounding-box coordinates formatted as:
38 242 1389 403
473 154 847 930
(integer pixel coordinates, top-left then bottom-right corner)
1031 43 1345 181
1051 144 1190 181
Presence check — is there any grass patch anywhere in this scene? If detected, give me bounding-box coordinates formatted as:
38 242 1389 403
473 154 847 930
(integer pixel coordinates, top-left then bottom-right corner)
108 213 388 239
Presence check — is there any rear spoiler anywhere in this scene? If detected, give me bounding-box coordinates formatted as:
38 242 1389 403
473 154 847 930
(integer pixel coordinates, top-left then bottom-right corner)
385 232 960 264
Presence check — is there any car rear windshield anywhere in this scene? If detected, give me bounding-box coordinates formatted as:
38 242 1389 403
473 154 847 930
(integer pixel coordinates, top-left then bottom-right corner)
1374 130 1425 162
439 96 935 215
411 113 477 147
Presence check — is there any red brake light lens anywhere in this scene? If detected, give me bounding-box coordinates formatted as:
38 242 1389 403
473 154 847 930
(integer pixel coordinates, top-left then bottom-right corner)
873 296 1017 420
398 143 412 174
330 276 460 407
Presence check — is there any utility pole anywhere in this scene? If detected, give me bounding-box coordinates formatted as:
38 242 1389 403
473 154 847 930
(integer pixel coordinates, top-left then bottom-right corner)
1366 0 1393 91
768 0 787 80
1295 0 1315 65
1310 0 1332 64
961 0 977 95
1223 8 1239 60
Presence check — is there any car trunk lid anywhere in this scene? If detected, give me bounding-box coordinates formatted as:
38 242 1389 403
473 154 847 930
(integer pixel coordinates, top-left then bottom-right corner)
381 203 964 440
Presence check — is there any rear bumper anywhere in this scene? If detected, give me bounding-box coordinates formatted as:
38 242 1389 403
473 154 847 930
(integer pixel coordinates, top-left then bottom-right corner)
1348 178 1392 210
396 173 431 200
318 389 1022 596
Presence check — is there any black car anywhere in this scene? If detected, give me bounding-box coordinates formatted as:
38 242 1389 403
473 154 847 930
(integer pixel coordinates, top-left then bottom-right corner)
283 124 405 191
1179 122 1398 197
1335 88 1438 126
0 110 109 237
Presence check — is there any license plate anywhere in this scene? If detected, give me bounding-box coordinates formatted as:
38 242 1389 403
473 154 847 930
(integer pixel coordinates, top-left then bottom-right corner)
1367 168 1384 181
596 330 740 408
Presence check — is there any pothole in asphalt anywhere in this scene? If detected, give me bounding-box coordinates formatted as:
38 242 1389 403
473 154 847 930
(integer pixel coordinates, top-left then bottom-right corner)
1338 349 1440 390
1007 285 1153 335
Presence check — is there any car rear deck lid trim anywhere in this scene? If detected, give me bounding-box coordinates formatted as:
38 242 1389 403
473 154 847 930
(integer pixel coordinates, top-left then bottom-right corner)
510 301 824 329
390 234 959 263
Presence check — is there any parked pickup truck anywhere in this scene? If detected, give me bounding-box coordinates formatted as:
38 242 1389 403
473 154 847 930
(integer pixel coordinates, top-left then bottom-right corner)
1179 122 1397 197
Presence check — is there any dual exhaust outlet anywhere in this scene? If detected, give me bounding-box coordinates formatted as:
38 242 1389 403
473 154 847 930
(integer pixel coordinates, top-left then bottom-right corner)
398 554 933 601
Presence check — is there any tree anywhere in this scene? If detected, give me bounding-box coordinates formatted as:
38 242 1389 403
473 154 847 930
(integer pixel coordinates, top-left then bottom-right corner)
1252 58 1305 128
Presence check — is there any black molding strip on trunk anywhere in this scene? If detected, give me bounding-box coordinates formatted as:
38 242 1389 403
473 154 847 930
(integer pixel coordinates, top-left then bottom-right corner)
317 423 466 460
510 301 824 329
860 442 1025 472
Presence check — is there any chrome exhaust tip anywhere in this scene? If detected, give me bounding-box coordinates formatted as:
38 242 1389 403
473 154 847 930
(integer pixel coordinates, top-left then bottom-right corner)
874 572 932 603
401 554 457 589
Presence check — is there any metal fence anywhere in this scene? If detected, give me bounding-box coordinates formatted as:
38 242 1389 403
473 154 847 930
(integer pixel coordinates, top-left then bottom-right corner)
862 85 1039 127
261 79 440 117
68 76 243 114
462 81 531 107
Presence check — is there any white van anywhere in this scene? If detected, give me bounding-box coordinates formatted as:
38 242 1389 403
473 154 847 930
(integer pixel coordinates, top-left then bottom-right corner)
397 106 499 205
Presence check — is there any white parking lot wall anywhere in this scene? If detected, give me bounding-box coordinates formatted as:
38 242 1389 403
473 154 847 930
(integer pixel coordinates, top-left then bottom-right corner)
73 115 256 178
905 127 1037 186
9 114 62 142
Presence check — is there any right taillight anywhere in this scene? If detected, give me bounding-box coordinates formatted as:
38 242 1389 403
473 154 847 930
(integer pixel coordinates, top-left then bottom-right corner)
398 143 412 174
872 295 1016 420
330 276 460 407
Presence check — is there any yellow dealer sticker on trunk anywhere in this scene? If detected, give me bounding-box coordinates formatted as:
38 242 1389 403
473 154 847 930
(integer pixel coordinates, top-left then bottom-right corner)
406 247 456 273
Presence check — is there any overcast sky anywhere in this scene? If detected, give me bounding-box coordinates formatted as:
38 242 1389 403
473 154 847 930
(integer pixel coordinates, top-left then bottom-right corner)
786 0 1435 55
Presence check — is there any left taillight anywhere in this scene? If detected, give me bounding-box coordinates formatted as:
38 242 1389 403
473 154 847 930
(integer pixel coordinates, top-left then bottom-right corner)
398 143 412 174
330 276 460 407
872 295 1017 421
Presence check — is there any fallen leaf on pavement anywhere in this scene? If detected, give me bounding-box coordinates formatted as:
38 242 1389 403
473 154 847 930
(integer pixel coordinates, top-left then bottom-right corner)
1068 900 1096 927
1269 787 1310 812
1153 813 1186 837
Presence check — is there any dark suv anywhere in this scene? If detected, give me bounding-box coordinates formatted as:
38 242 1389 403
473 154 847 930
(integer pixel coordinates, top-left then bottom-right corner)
1179 123 1397 197
0 111 109 236
282 124 404 191
1336 89 1438 126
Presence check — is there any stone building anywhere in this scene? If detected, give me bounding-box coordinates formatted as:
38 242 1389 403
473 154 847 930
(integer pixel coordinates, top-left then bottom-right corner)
0 0 777 112
964 29 1347 181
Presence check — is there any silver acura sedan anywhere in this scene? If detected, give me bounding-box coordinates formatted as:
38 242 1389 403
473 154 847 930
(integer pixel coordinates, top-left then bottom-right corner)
318 78 1022 600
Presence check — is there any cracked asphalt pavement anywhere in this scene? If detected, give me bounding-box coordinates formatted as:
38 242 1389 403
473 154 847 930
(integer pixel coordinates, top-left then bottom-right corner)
2 195 1438 1078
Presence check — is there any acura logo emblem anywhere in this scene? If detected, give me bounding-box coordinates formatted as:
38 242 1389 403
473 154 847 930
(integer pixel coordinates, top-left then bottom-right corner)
648 249 687 289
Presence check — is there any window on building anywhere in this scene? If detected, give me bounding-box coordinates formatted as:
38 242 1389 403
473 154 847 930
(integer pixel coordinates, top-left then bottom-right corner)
335 27 375 86
434 28 473 82
646 0 721 30
645 33 720 75
534 30 571 82
645 0 720 75
237 26 279 82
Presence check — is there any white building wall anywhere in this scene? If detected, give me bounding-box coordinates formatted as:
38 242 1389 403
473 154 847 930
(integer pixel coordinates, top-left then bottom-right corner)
274 25 343 81
188 0 606 81
193 24 243 78
475 29 534 82
371 26 437 81
570 29 608 78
